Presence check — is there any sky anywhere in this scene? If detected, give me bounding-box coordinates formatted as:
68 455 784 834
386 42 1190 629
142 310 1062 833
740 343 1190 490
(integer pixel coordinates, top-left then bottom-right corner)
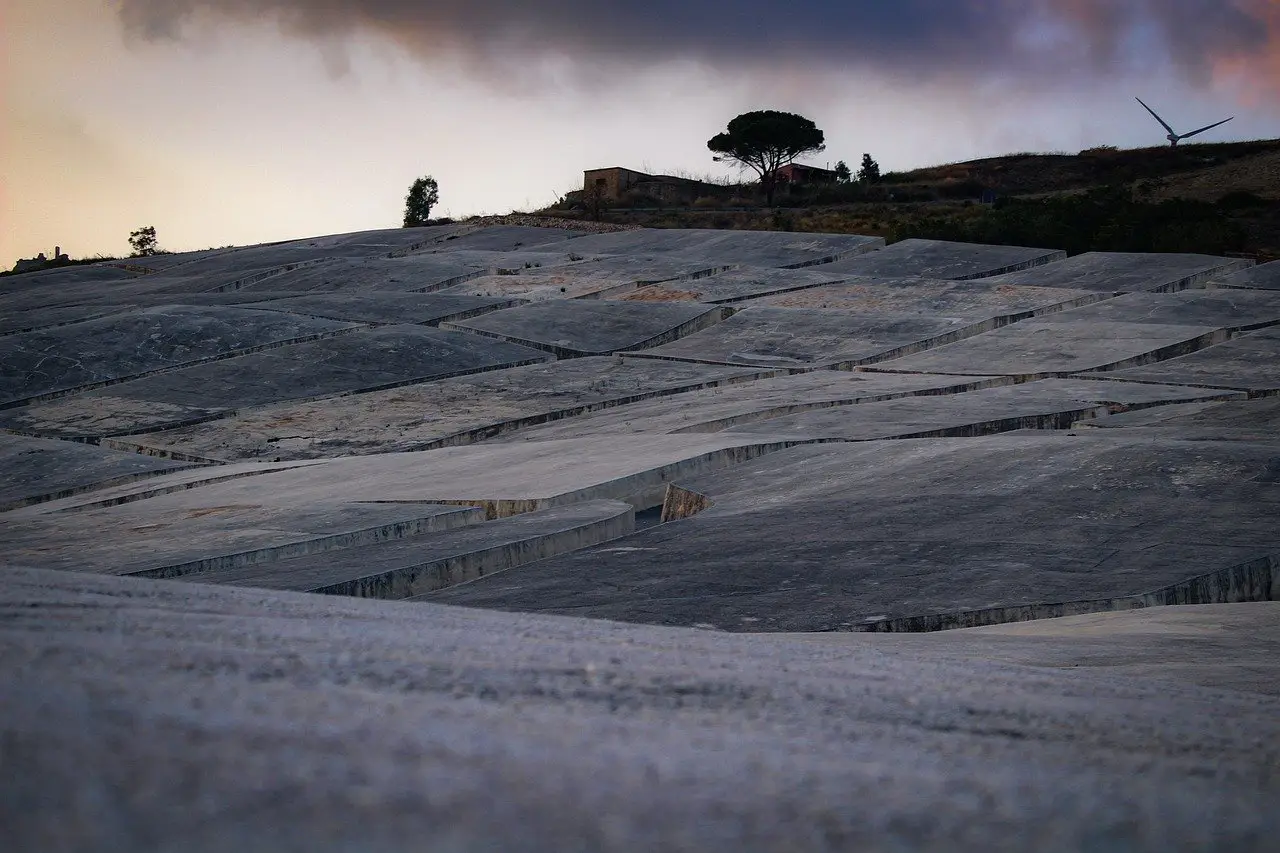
3 0 1280 266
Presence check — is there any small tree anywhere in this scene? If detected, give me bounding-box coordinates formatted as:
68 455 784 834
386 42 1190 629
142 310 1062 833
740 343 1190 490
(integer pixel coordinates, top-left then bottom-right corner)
857 154 881 184
128 226 158 257
708 110 825 206
834 160 852 183
403 176 440 227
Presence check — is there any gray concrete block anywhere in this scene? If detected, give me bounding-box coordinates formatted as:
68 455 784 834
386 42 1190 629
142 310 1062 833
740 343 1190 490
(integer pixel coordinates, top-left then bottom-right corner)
4 566 1278 852
627 305 1002 368
0 433 196 512
118 357 770 462
0 326 552 438
557 228 884 268
491 371 1011 441
723 378 1245 440
1213 259 1280 290
977 251 1252 293
0 306 357 406
1077 396 1280 443
242 292 515 325
818 238 1065 280
428 436 1279 632
444 300 728 357
874 319 1223 378
192 499 635 598
1090 327 1280 393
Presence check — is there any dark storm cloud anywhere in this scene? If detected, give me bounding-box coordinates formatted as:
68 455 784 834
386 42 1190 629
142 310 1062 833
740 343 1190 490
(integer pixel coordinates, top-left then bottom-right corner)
114 0 1278 84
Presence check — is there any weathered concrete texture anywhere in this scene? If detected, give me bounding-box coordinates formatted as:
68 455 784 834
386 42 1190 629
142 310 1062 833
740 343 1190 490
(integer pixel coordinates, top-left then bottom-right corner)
0 434 195 512
3 491 484 578
744 275 1099 317
0 306 356 406
428 436 1279 632
232 255 488 294
0 263 138 292
556 228 884 268
1091 327 1280 393
121 358 768 461
192 500 635 599
491 372 1009 441
529 253 738 284
1077 397 1280 443
1212 258 1280 290
242 292 515 325
0 326 552 438
627 305 996 368
614 266 849 304
435 271 640 302
5 567 1278 853
0 304 137 336
875 319 1222 378
8 437 799 542
1031 288 1280 331
424 224 592 252
444 300 728 357
724 378 1244 440
977 251 1253 293
789 602 1280 697
817 238 1065 280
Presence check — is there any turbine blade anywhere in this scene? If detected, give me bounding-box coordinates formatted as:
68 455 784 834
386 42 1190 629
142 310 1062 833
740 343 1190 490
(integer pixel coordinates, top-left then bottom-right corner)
1136 97 1175 135
1178 117 1235 140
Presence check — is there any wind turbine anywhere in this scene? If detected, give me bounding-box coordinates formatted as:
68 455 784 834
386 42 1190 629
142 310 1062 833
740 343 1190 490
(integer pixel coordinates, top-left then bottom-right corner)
1136 98 1234 147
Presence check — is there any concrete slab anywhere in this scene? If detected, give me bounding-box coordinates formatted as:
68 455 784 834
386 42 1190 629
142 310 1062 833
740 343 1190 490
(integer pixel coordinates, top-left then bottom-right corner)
1092 327 1280 393
25 435 797 525
789 602 1280 697
443 300 727 357
626 305 995 369
231 255 486 294
435 271 639 302
874 319 1223 378
558 228 884 268
428 436 1279 633
817 238 1065 280
235 292 515 325
613 266 849 304
976 251 1252 293
1032 288 1280 331
1076 397 1280 443
0 306 357 406
0 326 552 438
492 371 1010 441
194 500 634 598
116 358 768 461
425 224 592 252
724 378 1244 440
0 304 137 336
6 566 1278 853
2 493 485 578
0 434 196 512
434 255 735 303
1212 259 1280 290
743 275 1100 317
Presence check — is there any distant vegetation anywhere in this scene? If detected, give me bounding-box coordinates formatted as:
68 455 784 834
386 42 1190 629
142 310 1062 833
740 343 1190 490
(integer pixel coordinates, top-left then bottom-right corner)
541 138 1280 260
708 111 826 206
128 225 160 257
403 176 440 227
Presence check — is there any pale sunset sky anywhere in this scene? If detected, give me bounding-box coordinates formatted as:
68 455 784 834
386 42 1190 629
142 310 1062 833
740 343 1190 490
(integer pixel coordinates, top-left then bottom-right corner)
4 0 1279 267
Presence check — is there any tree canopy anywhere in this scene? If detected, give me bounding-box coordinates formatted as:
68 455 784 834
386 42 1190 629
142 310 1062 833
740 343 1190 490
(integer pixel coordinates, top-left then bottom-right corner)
403 176 440 227
857 153 881 183
128 226 158 257
708 110 825 205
